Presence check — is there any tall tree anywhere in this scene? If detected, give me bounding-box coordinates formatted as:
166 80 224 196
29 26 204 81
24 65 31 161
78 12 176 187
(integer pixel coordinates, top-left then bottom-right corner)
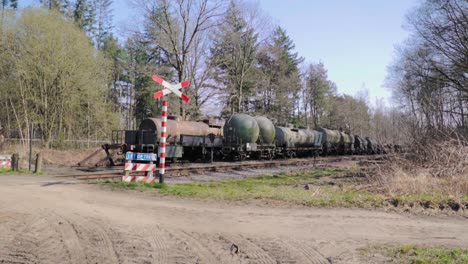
257 26 303 124
73 0 95 32
124 33 173 127
387 0 468 136
210 0 258 116
94 0 112 49
303 62 335 127
141 0 226 119
184 29 218 119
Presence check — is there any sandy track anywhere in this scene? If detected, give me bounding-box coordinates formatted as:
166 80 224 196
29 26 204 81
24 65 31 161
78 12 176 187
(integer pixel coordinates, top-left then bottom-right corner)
0 176 466 263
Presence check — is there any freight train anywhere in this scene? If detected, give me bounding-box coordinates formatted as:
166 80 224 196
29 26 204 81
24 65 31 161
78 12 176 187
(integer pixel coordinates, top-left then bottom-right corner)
118 113 386 163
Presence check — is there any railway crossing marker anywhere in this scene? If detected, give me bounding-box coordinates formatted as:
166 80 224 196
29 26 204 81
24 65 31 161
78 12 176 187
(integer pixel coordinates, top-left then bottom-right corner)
123 151 157 182
151 75 190 183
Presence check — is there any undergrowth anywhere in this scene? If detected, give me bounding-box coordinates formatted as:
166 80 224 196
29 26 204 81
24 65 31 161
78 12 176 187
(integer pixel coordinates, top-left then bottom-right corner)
366 139 468 206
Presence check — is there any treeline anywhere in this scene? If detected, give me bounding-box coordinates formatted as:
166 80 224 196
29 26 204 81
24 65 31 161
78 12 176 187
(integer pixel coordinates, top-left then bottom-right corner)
0 0 414 148
387 0 467 138
0 1 118 148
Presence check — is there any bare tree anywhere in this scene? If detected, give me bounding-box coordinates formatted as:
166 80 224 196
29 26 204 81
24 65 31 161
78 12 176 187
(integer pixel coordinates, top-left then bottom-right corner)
184 29 220 119
139 0 227 119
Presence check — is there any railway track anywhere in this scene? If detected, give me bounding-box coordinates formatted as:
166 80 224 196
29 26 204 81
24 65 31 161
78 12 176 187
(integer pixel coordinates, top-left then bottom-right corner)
56 155 388 182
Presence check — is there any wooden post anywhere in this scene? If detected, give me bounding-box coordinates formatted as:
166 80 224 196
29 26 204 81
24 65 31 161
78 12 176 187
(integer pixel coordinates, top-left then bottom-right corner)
11 154 19 171
34 153 42 173
29 125 34 171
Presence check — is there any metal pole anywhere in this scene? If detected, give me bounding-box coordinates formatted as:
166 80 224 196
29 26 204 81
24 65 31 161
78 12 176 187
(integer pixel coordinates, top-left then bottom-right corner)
29 125 33 171
159 97 168 183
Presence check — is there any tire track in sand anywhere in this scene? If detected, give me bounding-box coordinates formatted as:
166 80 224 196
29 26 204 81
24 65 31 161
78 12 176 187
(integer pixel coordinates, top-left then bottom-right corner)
1 213 73 264
283 239 330 264
147 225 170 263
108 225 160 263
0 214 40 264
220 234 277 264
252 238 330 264
58 214 119 264
167 229 221 264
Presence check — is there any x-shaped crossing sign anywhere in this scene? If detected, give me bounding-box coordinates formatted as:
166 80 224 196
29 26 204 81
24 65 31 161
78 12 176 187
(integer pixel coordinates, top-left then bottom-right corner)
152 75 190 102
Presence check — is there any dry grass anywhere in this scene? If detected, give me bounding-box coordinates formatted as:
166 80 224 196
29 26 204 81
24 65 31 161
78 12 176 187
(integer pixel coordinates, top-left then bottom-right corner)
366 138 468 202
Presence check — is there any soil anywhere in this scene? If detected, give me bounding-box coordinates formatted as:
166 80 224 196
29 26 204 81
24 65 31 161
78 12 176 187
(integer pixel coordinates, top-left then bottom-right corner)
0 175 467 263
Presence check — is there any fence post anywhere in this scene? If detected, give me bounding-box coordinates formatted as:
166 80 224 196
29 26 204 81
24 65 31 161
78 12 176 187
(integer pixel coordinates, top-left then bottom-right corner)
11 154 19 171
34 153 42 173
29 125 34 171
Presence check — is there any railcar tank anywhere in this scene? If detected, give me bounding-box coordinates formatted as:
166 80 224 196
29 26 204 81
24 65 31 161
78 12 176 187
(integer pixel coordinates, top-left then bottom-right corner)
340 132 355 154
365 137 378 154
130 117 223 160
253 116 275 145
139 117 218 143
223 113 259 144
354 135 367 154
274 126 322 158
274 126 295 148
295 128 317 148
315 128 341 154
222 113 260 160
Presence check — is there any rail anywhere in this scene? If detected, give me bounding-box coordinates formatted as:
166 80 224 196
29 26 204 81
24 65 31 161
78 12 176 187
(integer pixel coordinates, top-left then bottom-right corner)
55 155 388 182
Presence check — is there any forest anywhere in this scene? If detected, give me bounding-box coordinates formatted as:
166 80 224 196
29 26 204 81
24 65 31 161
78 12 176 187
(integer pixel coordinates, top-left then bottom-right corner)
0 0 466 150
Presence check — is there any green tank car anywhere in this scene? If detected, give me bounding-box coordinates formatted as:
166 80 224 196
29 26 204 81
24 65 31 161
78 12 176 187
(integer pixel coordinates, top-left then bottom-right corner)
315 128 341 154
223 113 260 145
254 116 276 145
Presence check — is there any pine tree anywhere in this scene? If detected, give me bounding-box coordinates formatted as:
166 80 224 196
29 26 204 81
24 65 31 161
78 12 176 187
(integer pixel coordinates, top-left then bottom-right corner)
257 26 303 124
73 0 88 29
1 0 17 10
210 0 258 115
40 0 63 11
94 0 112 49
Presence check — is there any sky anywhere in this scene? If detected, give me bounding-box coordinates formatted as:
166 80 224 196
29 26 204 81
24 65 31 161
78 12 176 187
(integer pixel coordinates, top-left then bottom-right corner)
20 0 419 106
252 0 419 106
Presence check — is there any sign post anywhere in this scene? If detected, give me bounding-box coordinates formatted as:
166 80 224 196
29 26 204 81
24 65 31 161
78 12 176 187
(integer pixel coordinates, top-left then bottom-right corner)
151 75 190 183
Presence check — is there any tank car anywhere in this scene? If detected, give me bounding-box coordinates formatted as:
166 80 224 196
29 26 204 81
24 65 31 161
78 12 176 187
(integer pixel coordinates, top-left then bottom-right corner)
252 116 276 159
365 137 379 154
222 113 261 160
354 135 367 154
339 132 355 154
274 126 322 158
124 116 223 162
315 128 341 155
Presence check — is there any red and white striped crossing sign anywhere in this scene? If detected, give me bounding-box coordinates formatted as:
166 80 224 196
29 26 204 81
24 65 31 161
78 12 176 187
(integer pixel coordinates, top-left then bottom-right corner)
152 75 190 102
151 75 190 183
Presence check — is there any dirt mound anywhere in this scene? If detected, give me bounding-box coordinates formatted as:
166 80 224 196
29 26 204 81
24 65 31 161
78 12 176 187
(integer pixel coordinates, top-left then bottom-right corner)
39 148 108 166
2 145 110 167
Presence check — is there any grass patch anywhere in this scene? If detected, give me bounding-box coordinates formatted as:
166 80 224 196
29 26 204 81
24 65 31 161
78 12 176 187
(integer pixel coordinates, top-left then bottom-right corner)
364 244 468 264
0 168 41 175
103 169 388 207
0 168 13 174
102 168 467 210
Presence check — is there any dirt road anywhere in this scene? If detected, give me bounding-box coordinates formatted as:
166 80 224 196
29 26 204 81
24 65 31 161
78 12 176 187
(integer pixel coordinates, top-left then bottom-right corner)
0 175 466 263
